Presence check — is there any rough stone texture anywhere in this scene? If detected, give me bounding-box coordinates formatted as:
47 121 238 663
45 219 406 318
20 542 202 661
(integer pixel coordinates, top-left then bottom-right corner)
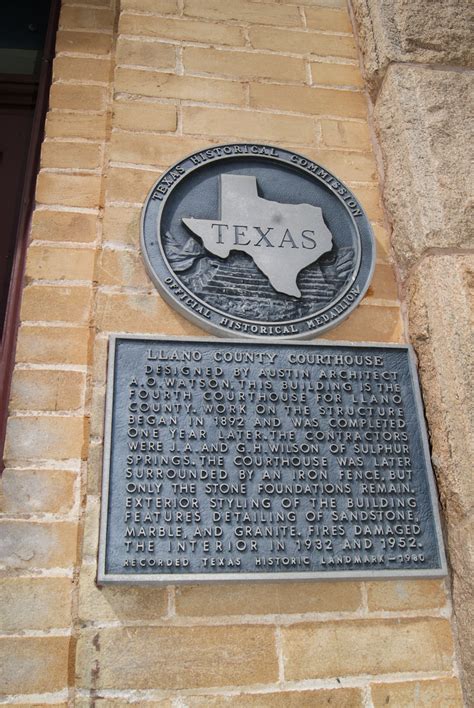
0 577 72 631
76 626 278 690
351 0 474 94
184 688 363 707
371 678 464 707
408 253 474 702
374 65 473 271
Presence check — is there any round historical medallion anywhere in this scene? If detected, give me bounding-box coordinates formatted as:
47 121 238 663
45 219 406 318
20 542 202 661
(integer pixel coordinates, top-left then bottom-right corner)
141 144 375 339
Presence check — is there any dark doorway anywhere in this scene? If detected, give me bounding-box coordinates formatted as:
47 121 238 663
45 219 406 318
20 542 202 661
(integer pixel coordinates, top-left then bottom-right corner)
0 0 60 465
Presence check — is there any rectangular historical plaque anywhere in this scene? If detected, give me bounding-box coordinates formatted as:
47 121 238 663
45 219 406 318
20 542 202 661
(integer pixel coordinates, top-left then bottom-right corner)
98 336 446 583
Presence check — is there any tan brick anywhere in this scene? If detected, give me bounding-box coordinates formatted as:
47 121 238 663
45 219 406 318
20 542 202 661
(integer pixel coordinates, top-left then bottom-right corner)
185 688 363 707
324 304 404 343
371 678 463 708
117 38 176 70
367 580 447 611
81 496 101 560
0 577 72 631
76 699 170 708
182 106 315 144
4 416 87 461
77 625 278 689
320 118 370 148
0 637 70 695
55 29 112 55
305 6 352 33
20 285 92 323
79 563 167 622
176 581 361 616
60 6 114 31
110 132 206 166
25 244 95 280
250 83 366 119
15 325 90 365
282 618 454 680
103 205 141 245
106 166 157 203
184 46 306 82
95 291 202 335
0 521 77 569
46 111 107 141
350 184 384 222
114 100 177 132
293 147 377 181
30 209 98 243
184 0 302 27
10 369 85 411
312 61 363 88
366 263 399 301
371 223 391 262
2 468 76 514
121 0 178 12
49 83 107 111
119 14 245 46
53 56 111 83
115 67 246 105
249 26 357 59
41 140 101 170
97 249 148 287
36 173 102 208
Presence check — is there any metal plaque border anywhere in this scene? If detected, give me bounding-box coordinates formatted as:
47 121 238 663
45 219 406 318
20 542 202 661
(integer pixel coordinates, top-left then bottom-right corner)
139 144 376 340
98 335 447 584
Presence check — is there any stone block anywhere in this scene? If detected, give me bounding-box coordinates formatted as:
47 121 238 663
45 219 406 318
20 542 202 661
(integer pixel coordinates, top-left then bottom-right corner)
375 65 473 269
116 39 176 71
184 687 363 707
352 0 473 94
121 0 177 11
53 56 111 83
4 416 87 461
366 580 447 612
312 62 364 89
49 83 107 111
76 625 278 689
30 209 98 242
371 678 464 707
60 5 114 31
249 82 367 119
408 253 474 702
97 249 148 288
41 142 101 170
304 6 352 33
114 101 177 133
79 562 168 622
119 14 245 46
183 46 306 82
109 132 206 168
103 206 141 246
36 173 102 209
282 618 454 680
15 325 91 365
0 577 72 631
182 106 316 145
46 111 107 141
25 244 96 281
176 581 362 616
114 68 246 105
20 284 92 323
1 468 76 514
55 30 112 55
0 521 77 569
0 637 70 695
249 26 357 59
183 0 302 28
323 303 403 343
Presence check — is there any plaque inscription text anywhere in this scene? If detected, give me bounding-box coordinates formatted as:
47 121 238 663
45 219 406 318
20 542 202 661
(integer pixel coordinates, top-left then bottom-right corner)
98 338 446 583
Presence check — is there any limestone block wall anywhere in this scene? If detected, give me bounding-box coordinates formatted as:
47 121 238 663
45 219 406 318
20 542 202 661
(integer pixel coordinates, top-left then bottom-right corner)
351 0 474 702
0 0 466 705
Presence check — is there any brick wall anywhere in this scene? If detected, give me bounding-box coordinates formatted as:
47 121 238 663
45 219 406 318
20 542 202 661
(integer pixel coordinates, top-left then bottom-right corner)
0 0 464 705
